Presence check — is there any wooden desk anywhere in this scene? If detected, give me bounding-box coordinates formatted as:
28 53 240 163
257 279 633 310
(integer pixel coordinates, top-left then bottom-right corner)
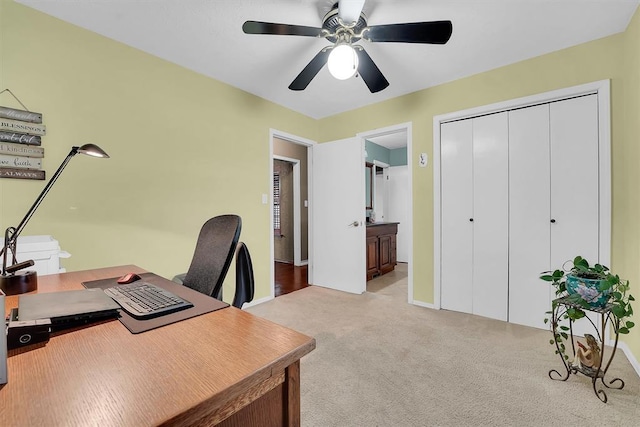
0 265 316 426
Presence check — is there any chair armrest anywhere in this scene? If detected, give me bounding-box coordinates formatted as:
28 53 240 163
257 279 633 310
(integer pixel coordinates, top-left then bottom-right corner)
172 273 186 285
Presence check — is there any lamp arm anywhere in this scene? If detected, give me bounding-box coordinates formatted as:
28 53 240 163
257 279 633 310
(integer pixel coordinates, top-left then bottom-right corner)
2 227 17 276
0 146 79 274
12 146 79 239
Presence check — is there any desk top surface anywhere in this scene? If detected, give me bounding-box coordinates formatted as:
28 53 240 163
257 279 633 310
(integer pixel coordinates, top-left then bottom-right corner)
1 265 316 426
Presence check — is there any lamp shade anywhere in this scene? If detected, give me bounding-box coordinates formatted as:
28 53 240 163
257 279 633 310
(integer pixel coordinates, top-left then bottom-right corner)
77 143 109 158
328 44 359 80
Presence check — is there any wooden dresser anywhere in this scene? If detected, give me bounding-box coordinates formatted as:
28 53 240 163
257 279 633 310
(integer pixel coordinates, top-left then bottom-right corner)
366 222 399 281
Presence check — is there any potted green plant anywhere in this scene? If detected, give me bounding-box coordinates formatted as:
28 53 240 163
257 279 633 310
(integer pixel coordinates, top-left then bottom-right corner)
539 256 635 361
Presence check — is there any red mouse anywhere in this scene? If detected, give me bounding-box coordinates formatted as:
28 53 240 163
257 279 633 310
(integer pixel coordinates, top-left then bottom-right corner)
117 273 141 284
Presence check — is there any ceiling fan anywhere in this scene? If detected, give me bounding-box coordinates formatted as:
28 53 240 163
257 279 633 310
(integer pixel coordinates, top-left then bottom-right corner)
242 0 453 93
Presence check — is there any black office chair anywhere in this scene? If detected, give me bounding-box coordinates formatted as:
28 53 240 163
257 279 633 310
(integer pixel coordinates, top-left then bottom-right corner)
173 215 241 300
232 242 255 309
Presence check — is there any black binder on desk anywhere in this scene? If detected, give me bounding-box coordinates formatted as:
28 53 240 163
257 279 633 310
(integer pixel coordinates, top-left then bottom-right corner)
83 272 229 334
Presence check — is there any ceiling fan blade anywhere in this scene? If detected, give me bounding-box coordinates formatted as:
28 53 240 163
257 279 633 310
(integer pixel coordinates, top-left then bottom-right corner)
355 49 389 93
289 49 331 91
365 21 453 44
338 0 366 25
242 21 323 37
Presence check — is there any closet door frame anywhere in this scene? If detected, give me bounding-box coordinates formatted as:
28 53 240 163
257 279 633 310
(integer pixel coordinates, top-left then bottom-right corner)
433 79 611 311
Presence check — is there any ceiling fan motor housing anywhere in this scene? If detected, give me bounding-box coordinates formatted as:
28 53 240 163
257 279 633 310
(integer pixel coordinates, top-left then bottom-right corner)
322 3 367 43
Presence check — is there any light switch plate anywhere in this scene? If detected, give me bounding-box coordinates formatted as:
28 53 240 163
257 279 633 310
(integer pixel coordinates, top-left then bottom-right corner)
419 153 428 167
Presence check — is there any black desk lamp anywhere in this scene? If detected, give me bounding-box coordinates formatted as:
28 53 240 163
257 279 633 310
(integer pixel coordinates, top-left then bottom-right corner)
0 143 109 295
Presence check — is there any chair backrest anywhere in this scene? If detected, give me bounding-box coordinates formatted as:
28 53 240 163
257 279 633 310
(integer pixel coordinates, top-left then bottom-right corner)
182 215 241 299
232 242 255 309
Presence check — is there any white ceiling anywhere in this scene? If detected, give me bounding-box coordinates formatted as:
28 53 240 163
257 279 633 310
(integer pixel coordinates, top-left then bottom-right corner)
16 0 640 120
367 131 407 149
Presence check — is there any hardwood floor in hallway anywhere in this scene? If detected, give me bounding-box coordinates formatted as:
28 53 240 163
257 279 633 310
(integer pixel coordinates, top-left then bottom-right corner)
275 262 309 297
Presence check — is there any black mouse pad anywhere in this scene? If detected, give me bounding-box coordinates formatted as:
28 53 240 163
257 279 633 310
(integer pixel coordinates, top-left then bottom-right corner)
83 272 229 334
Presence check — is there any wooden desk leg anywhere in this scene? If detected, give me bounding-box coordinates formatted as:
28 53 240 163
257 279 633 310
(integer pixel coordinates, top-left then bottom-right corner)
283 360 301 427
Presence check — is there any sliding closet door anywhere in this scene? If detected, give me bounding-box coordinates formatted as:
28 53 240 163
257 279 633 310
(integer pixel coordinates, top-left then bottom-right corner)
440 120 473 313
472 113 509 321
550 95 599 266
508 104 552 329
441 114 508 320
550 95 600 337
439 88 606 329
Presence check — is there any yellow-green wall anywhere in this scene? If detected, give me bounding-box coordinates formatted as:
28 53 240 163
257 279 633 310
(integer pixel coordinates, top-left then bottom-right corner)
620 7 640 359
0 1 317 299
2 1 639 360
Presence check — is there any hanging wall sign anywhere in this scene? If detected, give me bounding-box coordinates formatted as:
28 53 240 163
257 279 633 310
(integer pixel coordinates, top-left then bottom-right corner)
0 142 43 157
0 106 42 123
0 90 45 181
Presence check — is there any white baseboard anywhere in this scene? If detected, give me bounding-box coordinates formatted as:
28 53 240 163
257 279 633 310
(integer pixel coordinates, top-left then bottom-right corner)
615 341 640 378
411 299 436 309
276 260 309 266
242 295 273 309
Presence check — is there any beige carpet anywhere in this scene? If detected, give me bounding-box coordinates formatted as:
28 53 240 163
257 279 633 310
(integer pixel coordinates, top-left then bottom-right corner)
247 264 640 426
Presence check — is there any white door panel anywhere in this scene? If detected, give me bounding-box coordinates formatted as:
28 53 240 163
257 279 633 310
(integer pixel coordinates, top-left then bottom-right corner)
550 95 599 265
375 173 386 221
388 166 409 263
312 138 366 294
440 120 473 313
550 95 600 337
472 113 509 321
508 104 553 329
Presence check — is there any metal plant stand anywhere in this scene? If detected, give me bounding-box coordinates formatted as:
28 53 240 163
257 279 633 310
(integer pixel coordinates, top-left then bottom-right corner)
548 296 625 403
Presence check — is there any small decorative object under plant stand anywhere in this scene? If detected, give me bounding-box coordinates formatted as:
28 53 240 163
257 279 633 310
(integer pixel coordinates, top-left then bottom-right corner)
539 255 635 402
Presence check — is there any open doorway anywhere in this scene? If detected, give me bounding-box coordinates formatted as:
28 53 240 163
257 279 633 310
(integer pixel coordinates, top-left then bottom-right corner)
273 156 301 264
273 155 309 297
358 123 413 303
270 130 314 298
269 125 412 301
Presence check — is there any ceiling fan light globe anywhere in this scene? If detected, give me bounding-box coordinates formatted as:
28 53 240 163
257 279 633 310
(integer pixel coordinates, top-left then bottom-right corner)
327 44 359 80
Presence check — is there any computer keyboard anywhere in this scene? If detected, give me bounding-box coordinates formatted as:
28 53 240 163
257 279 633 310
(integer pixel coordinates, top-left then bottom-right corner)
104 282 193 319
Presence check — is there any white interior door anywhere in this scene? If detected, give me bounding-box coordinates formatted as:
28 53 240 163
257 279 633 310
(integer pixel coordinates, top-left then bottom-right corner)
388 166 409 263
508 104 552 329
374 171 386 221
440 120 473 313
311 137 366 294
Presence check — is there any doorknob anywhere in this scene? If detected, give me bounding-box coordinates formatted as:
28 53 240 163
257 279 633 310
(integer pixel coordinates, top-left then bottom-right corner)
550 219 556 223
348 221 360 227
